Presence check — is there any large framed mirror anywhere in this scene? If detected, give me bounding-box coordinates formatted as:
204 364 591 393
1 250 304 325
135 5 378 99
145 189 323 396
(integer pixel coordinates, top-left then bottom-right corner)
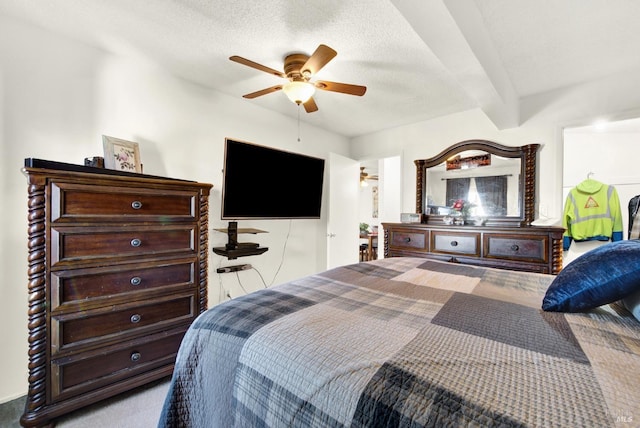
415 140 539 227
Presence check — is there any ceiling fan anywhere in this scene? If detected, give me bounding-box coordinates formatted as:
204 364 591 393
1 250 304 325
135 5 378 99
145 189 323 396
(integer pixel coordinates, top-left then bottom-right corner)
229 44 366 113
360 166 378 187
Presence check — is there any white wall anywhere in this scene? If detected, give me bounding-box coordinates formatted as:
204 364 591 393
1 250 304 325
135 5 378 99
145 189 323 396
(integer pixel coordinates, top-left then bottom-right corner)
351 71 640 228
357 156 402 259
380 156 402 225
353 110 552 226
0 16 350 403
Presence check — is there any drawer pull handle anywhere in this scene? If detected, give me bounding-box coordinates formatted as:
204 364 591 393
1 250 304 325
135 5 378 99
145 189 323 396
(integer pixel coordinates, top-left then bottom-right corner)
130 276 142 286
130 314 141 323
130 238 142 247
450 240 458 247
511 244 520 251
404 237 411 243
131 200 143 210
130 352 141 362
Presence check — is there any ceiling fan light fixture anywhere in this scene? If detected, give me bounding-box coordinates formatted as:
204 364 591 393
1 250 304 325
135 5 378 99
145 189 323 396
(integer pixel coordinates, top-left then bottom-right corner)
283 81 315 104
231 44 366 113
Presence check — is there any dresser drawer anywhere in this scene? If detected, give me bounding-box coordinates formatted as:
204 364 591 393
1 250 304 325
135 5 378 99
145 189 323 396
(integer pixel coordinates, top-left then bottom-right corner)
52 294 195 353
51 182 198 223
388 229 427 251
23 165 211 426
51 226 195 266
51 328 186 401
485 234 547 263
383 223 563 274
51 261 195 310
432 231 480 256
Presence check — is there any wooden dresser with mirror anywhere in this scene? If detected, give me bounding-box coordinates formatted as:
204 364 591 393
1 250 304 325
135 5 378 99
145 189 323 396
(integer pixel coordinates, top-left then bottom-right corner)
383 140 564 274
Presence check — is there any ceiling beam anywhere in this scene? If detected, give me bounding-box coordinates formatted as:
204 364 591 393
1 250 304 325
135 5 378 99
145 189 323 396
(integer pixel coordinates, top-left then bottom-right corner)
391 0 519 129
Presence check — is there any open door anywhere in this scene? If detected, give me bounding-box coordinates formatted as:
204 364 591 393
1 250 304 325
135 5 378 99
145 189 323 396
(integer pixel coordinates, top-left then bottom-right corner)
327 153 360 269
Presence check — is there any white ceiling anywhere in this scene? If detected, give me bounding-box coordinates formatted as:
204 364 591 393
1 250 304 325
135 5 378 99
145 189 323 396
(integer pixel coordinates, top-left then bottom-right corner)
2 0 640 138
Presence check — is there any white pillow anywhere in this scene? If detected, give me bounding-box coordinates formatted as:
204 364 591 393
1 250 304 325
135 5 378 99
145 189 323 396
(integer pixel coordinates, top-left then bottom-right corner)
622 289 640 322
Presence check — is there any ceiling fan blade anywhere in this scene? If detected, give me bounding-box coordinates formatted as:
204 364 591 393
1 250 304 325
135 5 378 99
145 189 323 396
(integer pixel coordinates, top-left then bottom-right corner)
230 56 286 78
315 80 367 96
303 97 318 113
243 85 283 99
301 44 337 77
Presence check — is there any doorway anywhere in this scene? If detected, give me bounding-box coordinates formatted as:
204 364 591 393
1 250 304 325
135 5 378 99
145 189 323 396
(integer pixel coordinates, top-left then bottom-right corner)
562 117 640 264
358 156 402 261
327 153 360 269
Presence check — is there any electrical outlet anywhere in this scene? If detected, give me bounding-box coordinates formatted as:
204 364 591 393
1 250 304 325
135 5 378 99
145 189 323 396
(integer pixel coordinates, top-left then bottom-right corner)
217 264 252 274
539 203 548 217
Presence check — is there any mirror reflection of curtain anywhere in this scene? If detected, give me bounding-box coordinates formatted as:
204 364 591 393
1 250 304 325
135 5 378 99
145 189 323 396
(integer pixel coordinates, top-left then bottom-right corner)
475 175 508 215
446 178 470 206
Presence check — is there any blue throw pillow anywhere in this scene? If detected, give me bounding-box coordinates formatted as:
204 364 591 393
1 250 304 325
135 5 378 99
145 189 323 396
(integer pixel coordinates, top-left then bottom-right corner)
542 240 640 312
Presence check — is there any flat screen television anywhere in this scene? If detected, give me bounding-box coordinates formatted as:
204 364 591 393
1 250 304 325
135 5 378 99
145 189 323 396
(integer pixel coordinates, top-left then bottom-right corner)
221 138 325 219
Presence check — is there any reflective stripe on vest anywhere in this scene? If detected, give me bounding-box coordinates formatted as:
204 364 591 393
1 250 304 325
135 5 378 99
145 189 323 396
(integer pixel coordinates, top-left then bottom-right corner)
568 185 614 224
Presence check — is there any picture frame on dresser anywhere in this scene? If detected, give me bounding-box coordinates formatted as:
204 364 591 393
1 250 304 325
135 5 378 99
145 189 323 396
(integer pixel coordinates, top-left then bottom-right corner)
102 135 142 173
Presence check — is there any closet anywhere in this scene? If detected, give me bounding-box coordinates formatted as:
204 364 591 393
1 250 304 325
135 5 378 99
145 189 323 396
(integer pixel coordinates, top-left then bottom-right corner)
563 118 640 260
562 174 624 250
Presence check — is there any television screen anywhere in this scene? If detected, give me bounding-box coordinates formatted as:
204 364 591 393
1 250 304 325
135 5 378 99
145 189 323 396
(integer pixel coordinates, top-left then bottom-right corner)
221 139 325 219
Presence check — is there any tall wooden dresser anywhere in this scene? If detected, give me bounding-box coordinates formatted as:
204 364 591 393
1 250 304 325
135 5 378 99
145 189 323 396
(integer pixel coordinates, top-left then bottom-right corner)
21 159 212 427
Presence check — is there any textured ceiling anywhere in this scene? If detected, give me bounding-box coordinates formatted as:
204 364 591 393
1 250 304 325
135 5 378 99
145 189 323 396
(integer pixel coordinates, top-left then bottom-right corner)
2 0 640 137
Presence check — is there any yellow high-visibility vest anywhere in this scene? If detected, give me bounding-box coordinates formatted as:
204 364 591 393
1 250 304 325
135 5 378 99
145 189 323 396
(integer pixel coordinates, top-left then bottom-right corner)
563 179 623 250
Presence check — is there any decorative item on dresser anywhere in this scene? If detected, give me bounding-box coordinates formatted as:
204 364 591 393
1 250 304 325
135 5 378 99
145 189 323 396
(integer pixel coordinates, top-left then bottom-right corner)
20 158 212 428
384 140 564 274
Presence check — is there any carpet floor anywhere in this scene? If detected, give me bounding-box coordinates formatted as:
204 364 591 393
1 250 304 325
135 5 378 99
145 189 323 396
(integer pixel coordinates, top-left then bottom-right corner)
2 379 169 428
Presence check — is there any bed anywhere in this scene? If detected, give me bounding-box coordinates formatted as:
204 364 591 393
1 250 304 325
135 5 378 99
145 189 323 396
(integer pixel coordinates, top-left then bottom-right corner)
158 256 640 427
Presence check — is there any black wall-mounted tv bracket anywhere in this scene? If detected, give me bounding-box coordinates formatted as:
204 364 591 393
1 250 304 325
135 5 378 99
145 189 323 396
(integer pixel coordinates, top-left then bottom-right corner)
225 221 259 250
212 221 269 260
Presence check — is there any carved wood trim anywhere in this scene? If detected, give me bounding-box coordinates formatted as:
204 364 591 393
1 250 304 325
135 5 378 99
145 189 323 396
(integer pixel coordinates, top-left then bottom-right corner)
198 192 209 313
414 140 540 227
550 229 564 274
522 143 538 226
415 160 425 214
20 166 213 427
383 227 390 258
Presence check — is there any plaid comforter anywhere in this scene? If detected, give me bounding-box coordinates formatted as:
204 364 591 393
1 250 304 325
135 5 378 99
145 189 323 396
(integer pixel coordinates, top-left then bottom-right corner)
158 257 640 427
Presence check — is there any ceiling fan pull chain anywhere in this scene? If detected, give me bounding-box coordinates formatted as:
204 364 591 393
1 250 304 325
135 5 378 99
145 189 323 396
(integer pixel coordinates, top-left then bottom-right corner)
297 105 301 142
